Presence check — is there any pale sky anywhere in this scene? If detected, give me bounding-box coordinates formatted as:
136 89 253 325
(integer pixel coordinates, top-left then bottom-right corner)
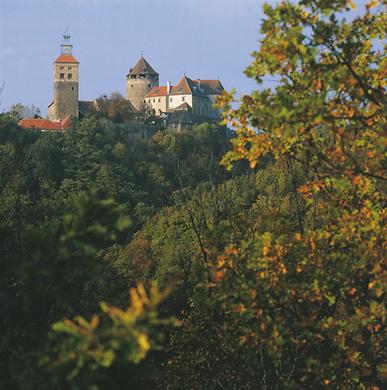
0 0 371 115
0 0 270 114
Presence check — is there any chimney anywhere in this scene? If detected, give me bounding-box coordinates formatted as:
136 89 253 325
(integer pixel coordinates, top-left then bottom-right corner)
167 81 171 95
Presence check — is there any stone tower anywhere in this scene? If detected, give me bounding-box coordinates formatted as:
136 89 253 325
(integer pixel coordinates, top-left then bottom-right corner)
48 30 79 121
126 55 159 111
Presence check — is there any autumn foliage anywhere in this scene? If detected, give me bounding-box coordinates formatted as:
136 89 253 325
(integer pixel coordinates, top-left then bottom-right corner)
214 0 386 387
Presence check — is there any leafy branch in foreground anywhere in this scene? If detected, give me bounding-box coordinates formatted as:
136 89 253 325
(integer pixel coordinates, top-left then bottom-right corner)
41 283 172 388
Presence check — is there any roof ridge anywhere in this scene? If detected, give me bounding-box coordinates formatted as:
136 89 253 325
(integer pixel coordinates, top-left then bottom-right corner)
54 54 79 64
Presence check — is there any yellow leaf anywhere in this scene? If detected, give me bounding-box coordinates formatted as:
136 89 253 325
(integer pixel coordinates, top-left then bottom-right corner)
348 0 356 9
138 333 150 353
366 0 379 9
136 283 150 305
214 270 225 282
90 315 100 330
346 76 357 87
130 288 143 314
249 159 257 169
235 304 246 313
262 246 270 256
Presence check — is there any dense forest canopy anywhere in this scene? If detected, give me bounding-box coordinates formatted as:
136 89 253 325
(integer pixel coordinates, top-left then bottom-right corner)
1 0 386 389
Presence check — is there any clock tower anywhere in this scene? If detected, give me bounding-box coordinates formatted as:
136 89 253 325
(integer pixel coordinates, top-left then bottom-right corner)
61 30 73 55
48 30 79 121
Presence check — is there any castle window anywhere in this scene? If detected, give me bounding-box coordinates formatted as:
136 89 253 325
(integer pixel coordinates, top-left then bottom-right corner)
170 98 173 102
72 87 75 91
131 85 134 88
149 99 151 103
182 96 185 102
68 66 72 70
68 73 72 79
158 98 161 102
60 73 65 79
153 99 155 103
60 66 64 70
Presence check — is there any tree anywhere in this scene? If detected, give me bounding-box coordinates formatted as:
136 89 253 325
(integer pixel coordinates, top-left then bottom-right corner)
0 112 238 388
9 103 41 119
0 188 131 388
95 92 136 122
213 0 386 387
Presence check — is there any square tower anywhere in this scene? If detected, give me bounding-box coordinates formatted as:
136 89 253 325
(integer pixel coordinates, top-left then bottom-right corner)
48 31 79 121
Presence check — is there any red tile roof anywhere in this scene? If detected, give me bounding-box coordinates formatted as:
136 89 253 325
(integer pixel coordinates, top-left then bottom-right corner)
170 77 195 95
19 116 72 131
145 79 224 98
54 54 79 64
145 86 170 98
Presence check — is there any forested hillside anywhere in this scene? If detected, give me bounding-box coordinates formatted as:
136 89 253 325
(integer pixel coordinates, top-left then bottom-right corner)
1 1 385 389
0 116 243 387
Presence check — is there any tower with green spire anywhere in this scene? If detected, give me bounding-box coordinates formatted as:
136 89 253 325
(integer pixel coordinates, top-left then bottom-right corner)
48 30 79 121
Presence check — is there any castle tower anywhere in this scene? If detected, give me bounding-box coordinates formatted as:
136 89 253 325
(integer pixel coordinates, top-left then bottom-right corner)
126 55 159 111
48 30 79 121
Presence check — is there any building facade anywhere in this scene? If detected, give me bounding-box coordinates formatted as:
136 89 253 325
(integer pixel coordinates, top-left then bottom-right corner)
143 76 225 121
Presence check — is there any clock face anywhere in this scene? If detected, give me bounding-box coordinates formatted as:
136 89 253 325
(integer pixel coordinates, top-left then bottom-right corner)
61 45 72 55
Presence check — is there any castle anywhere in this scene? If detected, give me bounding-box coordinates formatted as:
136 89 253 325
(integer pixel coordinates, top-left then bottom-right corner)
37 32 223 130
